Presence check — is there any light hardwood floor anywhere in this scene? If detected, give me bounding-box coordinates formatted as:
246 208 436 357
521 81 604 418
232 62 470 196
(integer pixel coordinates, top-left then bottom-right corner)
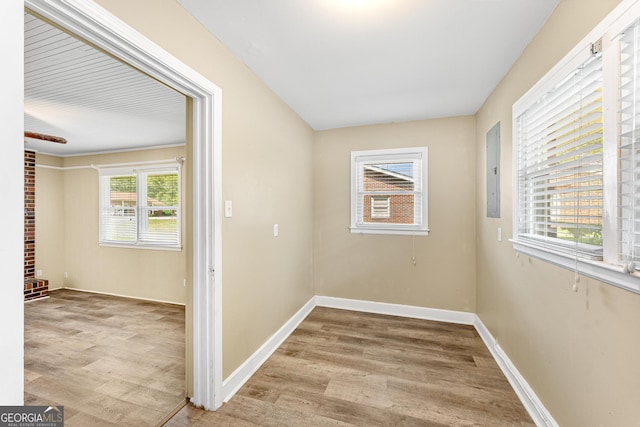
167 307 534 426
24 289 186 426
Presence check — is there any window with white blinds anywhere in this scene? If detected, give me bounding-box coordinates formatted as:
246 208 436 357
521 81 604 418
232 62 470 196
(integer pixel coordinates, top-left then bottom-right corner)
99 165 181 249
515 54 604 259
350 147 428 235
511 0 640 294
619 19 640 269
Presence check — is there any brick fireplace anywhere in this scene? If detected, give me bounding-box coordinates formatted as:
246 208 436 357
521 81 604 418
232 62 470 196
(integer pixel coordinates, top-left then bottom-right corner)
24 150 48 301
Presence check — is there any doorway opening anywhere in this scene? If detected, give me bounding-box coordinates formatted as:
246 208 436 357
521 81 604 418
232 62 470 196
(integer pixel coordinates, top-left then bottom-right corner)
24 0 223 412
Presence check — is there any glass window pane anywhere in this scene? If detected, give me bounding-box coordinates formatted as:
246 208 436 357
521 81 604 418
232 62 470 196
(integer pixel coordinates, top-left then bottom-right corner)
140 208 178 244
146 173 178 206
109 175 136 207
363 162 414 192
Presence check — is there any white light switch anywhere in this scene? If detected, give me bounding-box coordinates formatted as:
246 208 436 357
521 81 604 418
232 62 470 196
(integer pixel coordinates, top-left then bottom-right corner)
497 227 502 242
225 200 232 218
274 224 279 237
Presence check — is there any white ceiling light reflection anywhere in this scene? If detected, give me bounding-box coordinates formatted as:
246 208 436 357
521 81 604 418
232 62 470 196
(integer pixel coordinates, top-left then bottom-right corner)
324 0 393 11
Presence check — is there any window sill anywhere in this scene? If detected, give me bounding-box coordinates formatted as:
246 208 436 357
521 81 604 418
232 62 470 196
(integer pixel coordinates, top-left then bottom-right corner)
511 239 640 294
99 242 182 252
350 227 429 236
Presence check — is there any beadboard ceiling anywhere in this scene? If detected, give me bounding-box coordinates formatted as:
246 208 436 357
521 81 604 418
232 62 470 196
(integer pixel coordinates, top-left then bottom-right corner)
24 12 186 156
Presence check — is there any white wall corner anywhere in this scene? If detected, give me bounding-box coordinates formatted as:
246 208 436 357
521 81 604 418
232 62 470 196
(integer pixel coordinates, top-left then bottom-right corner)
473 316 558 427
314 295 476 325
221 297 316 402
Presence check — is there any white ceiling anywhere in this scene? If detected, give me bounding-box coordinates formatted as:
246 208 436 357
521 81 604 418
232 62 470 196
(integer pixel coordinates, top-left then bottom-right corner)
24 12 186 156
177 0 559 130
24 1 559 156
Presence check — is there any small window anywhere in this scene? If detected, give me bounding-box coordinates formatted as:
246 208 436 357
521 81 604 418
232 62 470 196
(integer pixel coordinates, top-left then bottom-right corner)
351 147 428 235
99 164 181 250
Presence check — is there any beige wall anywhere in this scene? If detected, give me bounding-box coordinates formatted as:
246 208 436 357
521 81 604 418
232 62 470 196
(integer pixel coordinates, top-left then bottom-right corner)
94 0 315 379
35 147 188 304
314 117 476 312
475 0 640 425
35 154 65 288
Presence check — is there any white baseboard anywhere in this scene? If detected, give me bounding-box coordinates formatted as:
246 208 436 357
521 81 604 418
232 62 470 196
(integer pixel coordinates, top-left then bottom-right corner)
221 297 316 402
55 286 185 306
315 295 476 325
474 316 558 427
219 294 554 427
24 296 50 303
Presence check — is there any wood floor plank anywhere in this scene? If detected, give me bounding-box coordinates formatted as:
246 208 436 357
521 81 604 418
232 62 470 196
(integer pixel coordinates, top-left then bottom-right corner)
273 392 441 427
213 395 355 427
168 307 534 426
24 289 185 426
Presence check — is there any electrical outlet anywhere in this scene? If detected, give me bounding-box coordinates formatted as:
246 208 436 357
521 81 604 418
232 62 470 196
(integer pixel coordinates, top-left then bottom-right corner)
36 270 42 277
64 272 69 279
225 200 233 218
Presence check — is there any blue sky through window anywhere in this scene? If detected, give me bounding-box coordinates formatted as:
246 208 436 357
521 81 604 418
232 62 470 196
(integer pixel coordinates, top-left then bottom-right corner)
374 162 413 178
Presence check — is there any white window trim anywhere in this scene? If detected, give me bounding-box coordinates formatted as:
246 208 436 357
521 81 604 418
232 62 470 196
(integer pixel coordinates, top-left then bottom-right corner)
511 0 640 295
512 240 640 294
99 163 182 250
350 147 429 236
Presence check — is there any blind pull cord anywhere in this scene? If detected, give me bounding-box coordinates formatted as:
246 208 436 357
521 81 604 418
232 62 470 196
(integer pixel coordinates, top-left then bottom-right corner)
412 235 416 267
573 73 582 294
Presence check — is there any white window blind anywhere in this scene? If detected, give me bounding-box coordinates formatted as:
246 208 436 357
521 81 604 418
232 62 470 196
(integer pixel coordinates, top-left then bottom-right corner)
100 173 138 243
99 165 181 249
515 53 604 259
619 19 640 268
511 0 640 294
351 147 428 235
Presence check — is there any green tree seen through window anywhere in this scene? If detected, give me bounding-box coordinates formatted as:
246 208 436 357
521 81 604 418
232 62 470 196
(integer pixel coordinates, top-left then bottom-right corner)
147 174 178 206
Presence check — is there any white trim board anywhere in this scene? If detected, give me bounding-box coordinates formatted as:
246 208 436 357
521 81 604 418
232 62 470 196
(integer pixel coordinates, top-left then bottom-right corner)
474 317 558 427
53 286 186 307
24 296 50 303
221 295 556 427
46 143 187 158
315 295 475 325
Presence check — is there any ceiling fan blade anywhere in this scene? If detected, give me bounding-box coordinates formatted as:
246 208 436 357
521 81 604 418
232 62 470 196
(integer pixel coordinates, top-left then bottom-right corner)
24 131 67 144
